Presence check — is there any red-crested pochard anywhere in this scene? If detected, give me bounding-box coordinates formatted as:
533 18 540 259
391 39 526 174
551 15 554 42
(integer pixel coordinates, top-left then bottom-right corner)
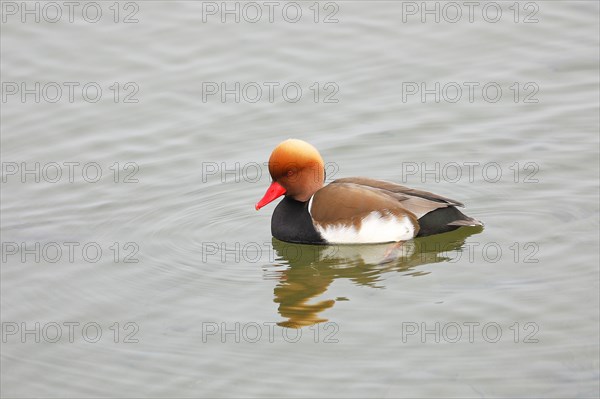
255 139 482 244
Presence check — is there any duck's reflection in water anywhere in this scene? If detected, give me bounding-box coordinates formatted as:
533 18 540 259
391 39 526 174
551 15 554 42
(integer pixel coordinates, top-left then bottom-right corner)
265 227 483 328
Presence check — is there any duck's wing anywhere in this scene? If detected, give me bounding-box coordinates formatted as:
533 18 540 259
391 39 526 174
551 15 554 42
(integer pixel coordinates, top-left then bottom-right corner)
310 182 421 242
310 181 419 224
330 177 462 218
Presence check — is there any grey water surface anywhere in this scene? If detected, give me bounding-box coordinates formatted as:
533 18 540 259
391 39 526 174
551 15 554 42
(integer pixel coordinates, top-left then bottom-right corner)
1 1 599 398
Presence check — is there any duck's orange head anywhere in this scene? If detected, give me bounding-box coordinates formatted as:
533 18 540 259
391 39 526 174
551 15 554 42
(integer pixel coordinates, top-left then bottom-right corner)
255 139 325 210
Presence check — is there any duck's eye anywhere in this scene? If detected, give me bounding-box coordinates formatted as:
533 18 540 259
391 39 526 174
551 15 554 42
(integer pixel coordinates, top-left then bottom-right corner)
286 170 294 177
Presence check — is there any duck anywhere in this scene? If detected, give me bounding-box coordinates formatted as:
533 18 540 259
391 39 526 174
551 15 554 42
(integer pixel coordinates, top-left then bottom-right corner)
255 139 482 244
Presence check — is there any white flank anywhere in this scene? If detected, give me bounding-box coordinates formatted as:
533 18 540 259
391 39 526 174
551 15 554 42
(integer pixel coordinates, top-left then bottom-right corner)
314 211 416 244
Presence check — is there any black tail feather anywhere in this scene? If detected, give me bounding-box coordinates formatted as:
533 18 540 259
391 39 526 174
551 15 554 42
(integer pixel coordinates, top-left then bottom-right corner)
417 207 482 237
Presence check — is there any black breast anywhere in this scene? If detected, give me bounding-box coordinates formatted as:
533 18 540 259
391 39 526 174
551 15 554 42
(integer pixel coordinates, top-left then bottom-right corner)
271 197 326 244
